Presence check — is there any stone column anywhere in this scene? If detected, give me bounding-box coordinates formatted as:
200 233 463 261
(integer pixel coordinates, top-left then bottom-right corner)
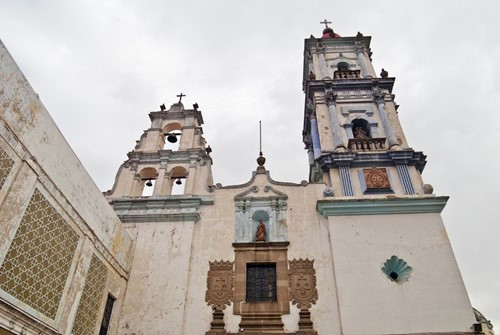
160 171 173 195
326 92 346 151
374 90 400 149
316 45 330 80
355 43 375 78
310 114 321 159
153 165 167 195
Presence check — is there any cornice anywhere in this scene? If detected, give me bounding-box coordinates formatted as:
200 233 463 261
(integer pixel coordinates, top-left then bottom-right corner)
304 36 372 53
117 213 201 223
109 195 214 223
109 195 213 209
305 78 395 96
211 170 308 191
317 196 449 216
317 150 427 171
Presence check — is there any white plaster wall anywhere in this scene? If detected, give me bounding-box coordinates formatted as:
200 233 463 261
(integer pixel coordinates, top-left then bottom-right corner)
329 212 475 335
122 172 344 335
117 221 196 335
115 169 475 335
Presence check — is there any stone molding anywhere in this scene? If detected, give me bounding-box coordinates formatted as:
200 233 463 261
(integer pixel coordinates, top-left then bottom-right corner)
317 196 449 216
0 299 60 335
317 150 427 172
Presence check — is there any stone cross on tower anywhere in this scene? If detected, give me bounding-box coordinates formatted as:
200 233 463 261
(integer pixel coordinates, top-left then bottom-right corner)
176 92 186 103
320 19 332 28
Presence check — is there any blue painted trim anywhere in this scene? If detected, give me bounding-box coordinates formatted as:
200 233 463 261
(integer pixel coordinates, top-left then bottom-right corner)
339 165 353 196
310 118 321 159
396 164 415 195
317 196 448 216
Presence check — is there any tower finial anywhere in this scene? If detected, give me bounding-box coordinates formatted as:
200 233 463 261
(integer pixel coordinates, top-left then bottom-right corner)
176 92 186 103
320 19 332 28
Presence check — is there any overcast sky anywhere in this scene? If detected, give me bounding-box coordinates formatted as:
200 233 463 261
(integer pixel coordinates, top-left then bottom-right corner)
1 0 498 327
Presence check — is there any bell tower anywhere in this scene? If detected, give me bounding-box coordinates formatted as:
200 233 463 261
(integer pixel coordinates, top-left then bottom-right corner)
106 96 213 199
302 25 426 197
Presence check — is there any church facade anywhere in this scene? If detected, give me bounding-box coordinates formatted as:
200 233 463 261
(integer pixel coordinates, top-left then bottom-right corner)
0 27 493 335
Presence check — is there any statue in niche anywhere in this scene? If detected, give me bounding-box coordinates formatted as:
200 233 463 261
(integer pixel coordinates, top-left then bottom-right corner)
354 127 368 139
256 219 266 242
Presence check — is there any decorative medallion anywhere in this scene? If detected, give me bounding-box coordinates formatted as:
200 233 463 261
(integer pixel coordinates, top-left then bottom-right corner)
288 259 318 309
364 167 391 189
381 255 413 283
205 260 234 310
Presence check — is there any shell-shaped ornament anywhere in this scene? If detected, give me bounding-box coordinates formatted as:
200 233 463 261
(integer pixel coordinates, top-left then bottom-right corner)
381 256 413 283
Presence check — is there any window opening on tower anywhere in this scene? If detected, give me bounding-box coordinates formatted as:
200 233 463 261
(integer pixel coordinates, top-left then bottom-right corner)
139 167 158 197
163 122 183 151
169 166 187 195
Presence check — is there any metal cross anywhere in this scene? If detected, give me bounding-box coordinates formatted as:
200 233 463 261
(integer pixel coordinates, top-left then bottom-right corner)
176 93 186 103
320 19 332 28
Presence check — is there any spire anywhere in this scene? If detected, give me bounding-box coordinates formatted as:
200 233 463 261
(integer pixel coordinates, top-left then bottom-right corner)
256 120 266 173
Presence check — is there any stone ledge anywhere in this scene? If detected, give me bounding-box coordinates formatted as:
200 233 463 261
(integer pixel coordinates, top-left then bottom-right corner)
317 196 449 216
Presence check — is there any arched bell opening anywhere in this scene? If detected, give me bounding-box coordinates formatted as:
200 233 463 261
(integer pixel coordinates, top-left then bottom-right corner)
139 167 158 197
163 122 183 151
352 118 371 139
169 166 188 195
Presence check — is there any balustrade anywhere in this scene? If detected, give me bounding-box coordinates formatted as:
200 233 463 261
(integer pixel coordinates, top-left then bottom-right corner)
348 137 386 151
334 69 361 79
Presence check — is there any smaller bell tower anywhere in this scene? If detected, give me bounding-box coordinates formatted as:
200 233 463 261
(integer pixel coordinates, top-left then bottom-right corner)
106 96 213 198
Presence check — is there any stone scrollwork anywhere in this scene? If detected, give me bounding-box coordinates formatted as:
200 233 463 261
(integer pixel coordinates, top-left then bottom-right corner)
288 259 318 309
205 260 234 310
364 167 391 189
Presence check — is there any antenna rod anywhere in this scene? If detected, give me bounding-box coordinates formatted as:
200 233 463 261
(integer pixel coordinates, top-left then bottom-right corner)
259 121 263 156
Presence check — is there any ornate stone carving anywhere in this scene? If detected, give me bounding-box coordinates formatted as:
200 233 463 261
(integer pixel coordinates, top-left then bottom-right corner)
288 259 318 309
364 167 391 189
206 260 234 310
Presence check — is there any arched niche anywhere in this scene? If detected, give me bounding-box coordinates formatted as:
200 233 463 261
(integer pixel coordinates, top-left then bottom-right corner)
341 107 380 139
233 186 288 243
168 166 188 195
138 167 158 196
352 118 371 139
163 122 183 150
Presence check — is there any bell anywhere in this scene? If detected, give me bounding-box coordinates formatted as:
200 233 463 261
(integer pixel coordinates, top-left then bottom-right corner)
145 179 153 187
175 178 182 185
167 134 178 143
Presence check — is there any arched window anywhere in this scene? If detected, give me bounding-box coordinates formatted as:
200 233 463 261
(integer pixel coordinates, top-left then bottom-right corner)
139 167 158 196
169 166 188 195
352 119 371 139
163 123 182 151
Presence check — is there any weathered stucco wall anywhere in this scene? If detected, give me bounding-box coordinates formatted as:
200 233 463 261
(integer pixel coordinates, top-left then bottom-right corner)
329 213 475 334
0 40 133 271
0 39 133 334
116 170 475 335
